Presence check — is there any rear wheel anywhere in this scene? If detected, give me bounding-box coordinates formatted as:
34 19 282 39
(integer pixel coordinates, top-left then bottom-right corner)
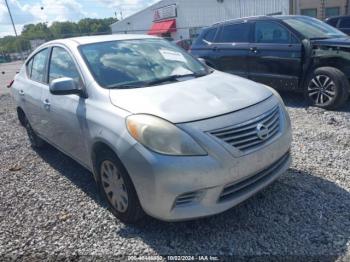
305 67 349 109
97 150 144 223
24 117 46 148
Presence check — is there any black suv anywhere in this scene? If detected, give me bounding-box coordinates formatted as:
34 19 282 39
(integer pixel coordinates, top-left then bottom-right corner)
191 15 350 109
325 15 350 35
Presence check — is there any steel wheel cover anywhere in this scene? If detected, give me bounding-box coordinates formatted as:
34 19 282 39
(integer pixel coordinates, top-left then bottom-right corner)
100 160 129 213
308 74 336 106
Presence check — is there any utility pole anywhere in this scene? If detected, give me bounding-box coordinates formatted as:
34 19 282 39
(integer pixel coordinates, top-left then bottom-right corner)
4 0 24 60
321 0 326 20
296 0 301 15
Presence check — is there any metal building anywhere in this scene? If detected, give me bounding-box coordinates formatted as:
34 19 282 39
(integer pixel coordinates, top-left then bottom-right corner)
110 0 291 41
290 0 350 20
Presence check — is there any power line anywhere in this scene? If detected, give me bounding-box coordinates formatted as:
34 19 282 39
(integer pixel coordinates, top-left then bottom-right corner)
4 0 19 37
4 0 24 60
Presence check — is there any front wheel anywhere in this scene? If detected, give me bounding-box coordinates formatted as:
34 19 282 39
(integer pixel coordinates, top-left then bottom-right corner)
305 67 349 110
97 150 144 223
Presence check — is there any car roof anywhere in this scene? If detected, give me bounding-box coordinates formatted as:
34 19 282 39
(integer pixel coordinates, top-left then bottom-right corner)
212 15 307 26
325 15 350 20
45 34 158 46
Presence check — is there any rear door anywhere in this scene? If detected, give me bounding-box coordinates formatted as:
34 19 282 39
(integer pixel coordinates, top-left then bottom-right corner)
22 48 50 135
213 21 251 77
248 20 302 90
190 27 219 67
41 45 89 164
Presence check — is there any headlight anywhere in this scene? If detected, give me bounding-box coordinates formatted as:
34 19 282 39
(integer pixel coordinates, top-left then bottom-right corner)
126 114 207 156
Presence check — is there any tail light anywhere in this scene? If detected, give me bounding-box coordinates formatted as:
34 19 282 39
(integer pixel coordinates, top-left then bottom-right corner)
7 80 14 88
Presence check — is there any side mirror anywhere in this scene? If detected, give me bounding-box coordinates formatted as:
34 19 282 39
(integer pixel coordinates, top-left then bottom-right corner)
49 77 81 96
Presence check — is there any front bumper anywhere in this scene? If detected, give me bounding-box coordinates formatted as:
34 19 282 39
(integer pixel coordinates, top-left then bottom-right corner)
120 96 292 221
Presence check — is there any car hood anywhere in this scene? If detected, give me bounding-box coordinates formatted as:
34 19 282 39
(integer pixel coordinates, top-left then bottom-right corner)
312 37 350 47
109 71 272 123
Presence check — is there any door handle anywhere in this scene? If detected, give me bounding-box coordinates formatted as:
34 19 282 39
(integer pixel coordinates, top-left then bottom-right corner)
250 47 258 54
19 90 24 96
212 46 218 51
43 99 51 110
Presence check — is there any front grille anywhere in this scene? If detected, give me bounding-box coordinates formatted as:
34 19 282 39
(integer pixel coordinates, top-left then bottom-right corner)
209 105 281 152
218 152 290 202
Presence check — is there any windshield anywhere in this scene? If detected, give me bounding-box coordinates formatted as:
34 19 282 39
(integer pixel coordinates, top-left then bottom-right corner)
79 38 209 89
283 16 346 39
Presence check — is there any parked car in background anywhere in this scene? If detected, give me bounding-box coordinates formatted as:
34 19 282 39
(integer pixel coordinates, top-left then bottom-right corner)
325 15 350 35
10 35 292 223
191 15 350 109
175 38 193 51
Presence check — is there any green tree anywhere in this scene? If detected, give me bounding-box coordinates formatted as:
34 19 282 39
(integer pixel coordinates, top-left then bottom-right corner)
50 21 79 38
0 17 118 54
22 23 53 40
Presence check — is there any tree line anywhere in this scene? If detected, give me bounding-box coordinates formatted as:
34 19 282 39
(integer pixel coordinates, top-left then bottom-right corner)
0 17 118 55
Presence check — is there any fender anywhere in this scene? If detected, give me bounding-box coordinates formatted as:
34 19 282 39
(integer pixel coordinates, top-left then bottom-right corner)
299 39 350 92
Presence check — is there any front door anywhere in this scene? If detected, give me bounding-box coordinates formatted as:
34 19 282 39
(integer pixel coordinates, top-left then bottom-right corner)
213 21 251 78
41 46 89 165
248 20 302 90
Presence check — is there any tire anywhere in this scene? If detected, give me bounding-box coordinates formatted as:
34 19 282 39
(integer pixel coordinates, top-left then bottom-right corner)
96 149 144 223
305 67 349 110
24 117 46 148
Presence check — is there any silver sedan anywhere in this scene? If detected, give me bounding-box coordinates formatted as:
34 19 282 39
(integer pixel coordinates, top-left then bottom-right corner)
11 35 292 222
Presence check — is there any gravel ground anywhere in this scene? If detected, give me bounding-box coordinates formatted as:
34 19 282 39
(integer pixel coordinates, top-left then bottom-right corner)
0 85 349 260
0 61 22 96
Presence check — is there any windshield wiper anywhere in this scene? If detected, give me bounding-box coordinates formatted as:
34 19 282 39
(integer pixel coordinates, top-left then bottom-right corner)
107 82 147 89
309 37 331 40
145 73 207 86
107 72 208 89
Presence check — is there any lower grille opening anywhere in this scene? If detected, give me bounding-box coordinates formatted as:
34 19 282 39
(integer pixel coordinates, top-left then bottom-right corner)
218 152 290 202
174 191 202 208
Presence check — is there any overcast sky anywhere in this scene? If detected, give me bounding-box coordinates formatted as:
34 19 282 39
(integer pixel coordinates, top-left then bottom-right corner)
0 0 159 37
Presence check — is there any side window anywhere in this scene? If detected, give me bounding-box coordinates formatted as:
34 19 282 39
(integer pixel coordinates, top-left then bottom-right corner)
291 34 300 44
202 28 217 42
49 47 82 86
255 21 292 44
327 18 339 27
217 23 250 43
30 49 49 83
339 17 350 28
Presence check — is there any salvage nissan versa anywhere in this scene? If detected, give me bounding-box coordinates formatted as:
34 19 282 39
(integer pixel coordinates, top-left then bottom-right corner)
11 35 292 222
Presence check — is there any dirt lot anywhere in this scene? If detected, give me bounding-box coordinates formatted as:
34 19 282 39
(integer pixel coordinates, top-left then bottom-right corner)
0 61 349 260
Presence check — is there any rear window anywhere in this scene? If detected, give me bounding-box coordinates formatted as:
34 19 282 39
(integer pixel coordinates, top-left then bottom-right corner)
216 23 250 43
327 18 339 27
202 28 217 42
27 48 49 83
